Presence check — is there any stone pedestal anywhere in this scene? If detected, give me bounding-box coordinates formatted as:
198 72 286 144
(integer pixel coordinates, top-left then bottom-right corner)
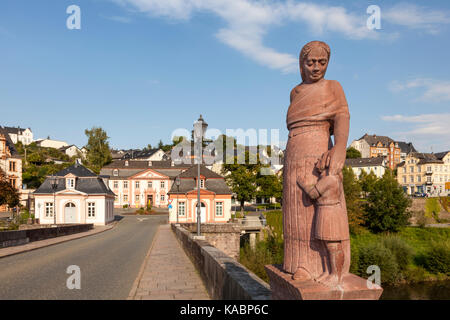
265 265 383 300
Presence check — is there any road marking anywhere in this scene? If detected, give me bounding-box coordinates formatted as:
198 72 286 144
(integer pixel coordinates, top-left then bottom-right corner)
137 218 148 222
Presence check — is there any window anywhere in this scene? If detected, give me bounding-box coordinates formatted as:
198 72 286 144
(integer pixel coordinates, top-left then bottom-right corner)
113 181 118 189
123 195 128 202
418 166 421 173
123 181 128 189
410 167 414 173
135 195 140 202
113 169 119 176
160 195 165 202
216 202 223 216
160 181 165 189
135 181 140 189
403 176 406 183
402 167 406 173
9 179 16 188
178 201 185 216
9 161 16 172
88 202 96 217
417 176 421 183
427 166 432 172
148 181 153 189
66 178 75 189
200 179 205 188
45 202 54 217
410 176 414 183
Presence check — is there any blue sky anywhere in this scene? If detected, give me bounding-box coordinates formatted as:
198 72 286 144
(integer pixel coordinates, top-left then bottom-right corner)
1 0 449 152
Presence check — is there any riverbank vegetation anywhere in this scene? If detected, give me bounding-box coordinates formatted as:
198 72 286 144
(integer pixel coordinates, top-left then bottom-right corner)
240 168 450 285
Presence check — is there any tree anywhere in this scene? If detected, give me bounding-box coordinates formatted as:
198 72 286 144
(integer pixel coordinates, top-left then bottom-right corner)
84 127 112 174
346 147 361 159
0 168 19 208
359 170 378 196
256 173 283 204
342 166 365 233
363 169 411 233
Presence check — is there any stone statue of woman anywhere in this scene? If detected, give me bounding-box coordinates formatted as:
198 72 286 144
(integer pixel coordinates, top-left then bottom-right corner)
283 41 351 287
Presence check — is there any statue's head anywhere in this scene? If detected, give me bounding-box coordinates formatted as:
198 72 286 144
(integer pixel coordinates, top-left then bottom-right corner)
299 41 330 84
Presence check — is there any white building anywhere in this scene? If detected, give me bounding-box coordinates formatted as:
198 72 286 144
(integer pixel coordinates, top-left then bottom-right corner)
33 164 115 226
35 138 69 149
59 145 85 158
3 126 33 145
345 157 387 179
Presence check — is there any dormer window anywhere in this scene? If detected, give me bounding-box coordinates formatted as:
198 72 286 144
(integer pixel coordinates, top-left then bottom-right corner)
200 179 205 188
66 178 75 189
125 161 129 167
148 161 152 166
113 169 119 176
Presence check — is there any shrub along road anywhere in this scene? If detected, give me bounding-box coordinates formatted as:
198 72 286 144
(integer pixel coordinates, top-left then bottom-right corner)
0 214 167 299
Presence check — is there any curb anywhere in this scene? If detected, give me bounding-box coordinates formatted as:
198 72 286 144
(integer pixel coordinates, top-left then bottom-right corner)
127 224 163 300
0 219 121 259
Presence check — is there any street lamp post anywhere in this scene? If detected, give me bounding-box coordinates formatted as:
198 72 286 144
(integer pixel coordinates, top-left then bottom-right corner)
50 175 58 225
175 176 181 224
193 115 208 236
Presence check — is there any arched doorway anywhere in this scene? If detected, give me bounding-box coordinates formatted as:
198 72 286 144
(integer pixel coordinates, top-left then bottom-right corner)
195 202 206 223
64 202 77 223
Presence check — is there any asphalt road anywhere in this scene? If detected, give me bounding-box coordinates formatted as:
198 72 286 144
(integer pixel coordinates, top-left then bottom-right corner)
0 214 167 300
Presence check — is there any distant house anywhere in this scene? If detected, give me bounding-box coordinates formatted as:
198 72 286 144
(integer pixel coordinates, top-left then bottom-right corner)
397 151 450 196
2 126 33 145
350 133 416 169
0 126 23 211
345 157 387 179
35 138 69 149
167 165 232 224
59 145 84 158
33 163 115 226
100 160 191 208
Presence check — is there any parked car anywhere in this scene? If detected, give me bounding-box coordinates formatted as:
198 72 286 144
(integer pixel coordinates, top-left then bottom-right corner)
414 192 427 197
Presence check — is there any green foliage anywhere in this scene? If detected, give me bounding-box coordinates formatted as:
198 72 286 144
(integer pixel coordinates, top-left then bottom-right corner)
346 147 362 159
425 198 441 222
359 170 378 196
84 127 112 174
256 173 282 204
342 166 365 234
264 210 283 243
422 241 450 275
123 204 129 208
439 196 449 212
357 242 400 284
381 235 414 271
363 169 411 233
0 168 20 207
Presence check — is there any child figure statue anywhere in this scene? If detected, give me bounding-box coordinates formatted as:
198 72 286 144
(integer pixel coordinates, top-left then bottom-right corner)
296 163 349 287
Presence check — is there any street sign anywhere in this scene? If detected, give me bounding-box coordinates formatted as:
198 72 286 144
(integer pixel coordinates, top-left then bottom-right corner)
168 204 173 209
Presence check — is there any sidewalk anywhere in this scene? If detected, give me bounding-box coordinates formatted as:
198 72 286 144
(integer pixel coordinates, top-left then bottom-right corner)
128 224 210 300
0 223 116 259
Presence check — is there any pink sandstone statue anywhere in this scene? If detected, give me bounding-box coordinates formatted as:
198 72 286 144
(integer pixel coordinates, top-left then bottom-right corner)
283 40 351 287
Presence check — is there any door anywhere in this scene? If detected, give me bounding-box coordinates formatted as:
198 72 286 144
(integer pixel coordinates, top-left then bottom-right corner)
194 202 207 222
147 195 153 207
64 202 77 223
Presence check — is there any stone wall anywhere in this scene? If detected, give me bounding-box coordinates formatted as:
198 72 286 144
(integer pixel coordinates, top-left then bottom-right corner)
0 224 94 248
171 224 271 300
179 223 241 260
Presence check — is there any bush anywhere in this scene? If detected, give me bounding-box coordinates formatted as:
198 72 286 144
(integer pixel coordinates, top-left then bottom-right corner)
357 242 400 284
123 204 129 208
381 235 414 271
422 241 450 275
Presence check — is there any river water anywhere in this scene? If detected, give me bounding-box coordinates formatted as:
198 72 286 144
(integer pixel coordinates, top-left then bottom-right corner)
381 280 450 300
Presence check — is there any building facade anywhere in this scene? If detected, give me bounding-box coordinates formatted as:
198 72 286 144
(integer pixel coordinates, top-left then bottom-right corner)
34 164 115 226
350 134 416 170
0 128 23 211
168 165 232 224
2 126 33 145
35 139 69 149
100 160 190 208
345 157 387 179
397 151 450 196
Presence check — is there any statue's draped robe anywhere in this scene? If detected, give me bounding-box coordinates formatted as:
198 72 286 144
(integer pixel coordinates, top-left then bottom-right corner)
283 79 351 278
